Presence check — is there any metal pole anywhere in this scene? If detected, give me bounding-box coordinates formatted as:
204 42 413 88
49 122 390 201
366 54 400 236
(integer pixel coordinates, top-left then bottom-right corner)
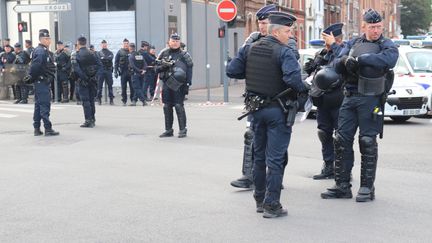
205 1 210 102
223 22 229 103
29 0 32 44
186 0 193 57
346 0 350 38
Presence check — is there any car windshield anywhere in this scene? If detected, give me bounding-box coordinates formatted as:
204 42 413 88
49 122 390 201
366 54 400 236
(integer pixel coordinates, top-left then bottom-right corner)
406 52 432 73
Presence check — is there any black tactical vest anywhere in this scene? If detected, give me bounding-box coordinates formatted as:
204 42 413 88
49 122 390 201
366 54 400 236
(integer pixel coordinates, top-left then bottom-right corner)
78 48 98 77
118 48 129 67
132 52 145 69
99 49 113 70
245 39 286 98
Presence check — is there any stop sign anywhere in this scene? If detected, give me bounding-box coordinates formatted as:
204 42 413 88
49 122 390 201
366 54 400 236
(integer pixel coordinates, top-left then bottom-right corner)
216 0 237 22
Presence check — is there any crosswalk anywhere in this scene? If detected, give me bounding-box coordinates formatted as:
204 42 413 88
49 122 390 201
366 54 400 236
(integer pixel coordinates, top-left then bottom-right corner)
0 101 68 119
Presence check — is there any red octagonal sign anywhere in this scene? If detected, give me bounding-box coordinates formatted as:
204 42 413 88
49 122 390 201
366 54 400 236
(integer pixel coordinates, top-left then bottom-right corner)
217 0 237 22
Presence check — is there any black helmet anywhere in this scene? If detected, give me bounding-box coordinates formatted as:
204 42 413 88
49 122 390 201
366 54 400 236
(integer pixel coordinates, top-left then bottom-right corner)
313 66 340 91
172 67 186 83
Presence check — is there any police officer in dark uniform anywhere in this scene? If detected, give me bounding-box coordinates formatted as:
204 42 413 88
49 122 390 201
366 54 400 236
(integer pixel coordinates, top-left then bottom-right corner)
145 45 157 100
303 23 345 180
230 4 277 189
128 42 147 106
96 40 115 105
156 33 193 138
115 38 134 106
25 40 34 55
69 44 81 104
227 12 308 218
139 41 154 101
73 36 103 128
24 29 59 136
55 41 72 103
2 38 14 52
12 43 31 104
0 44 17 99
321 9 398 202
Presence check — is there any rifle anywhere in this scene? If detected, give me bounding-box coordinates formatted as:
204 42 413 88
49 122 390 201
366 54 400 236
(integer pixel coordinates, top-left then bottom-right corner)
238 88 293 121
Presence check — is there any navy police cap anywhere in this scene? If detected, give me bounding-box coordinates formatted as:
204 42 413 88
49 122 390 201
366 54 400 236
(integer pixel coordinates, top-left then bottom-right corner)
170 33 180 40
323 23 344 36
39 29 50 38
363 9 382 23
256 4 277 20
14 43 21 48
268 12 296 27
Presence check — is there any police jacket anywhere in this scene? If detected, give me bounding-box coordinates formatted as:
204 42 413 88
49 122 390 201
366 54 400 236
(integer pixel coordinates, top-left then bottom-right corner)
334 34 398 91
28 44 56 81
97 48 114 71
128 51 147 74
141 50 156 74
26 47 35 57
13 50 31 64
157 47 193 85
0 51 16 69
73 47 103 81
227 35 306 96
55 49 71 73
114 48 129 71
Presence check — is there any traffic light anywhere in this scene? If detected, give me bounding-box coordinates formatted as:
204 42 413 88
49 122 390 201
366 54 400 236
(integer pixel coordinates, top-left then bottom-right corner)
18 22 28 32
218 26 226 38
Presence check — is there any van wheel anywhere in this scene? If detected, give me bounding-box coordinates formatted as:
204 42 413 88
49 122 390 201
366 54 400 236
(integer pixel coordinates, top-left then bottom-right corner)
390 116 411 122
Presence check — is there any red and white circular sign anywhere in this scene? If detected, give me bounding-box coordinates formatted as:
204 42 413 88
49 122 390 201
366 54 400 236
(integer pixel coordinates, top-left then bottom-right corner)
216 0 237 22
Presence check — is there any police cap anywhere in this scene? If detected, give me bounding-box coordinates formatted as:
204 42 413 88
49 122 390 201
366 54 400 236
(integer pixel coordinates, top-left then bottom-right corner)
141 41 150 47
150 45 155 50
14 43 21 48
4 38 10 41
170 33 180 40
57 40 63 45
323 23 344 37
39 29 50 38
89 44 95 49
129 42 136 48
256 4 277 21
363 9 382 23
101 40 107 44
25 40 32 45
268 12 296 27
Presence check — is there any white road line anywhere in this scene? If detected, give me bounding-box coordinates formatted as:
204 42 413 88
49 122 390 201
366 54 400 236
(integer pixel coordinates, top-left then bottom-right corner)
0 107 34 113
0 113 17 118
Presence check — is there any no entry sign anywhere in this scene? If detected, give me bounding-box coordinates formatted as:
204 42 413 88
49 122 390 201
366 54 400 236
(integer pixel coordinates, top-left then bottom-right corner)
216 0 237 22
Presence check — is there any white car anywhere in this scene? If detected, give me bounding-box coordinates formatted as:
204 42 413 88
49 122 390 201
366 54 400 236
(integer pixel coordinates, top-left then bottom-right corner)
393 46 432 115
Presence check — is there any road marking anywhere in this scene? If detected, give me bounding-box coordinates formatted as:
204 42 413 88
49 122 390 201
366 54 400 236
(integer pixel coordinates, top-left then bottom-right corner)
0 113 17 118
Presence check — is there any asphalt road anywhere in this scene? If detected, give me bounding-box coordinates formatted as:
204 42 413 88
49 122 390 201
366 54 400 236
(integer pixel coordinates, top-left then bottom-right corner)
1 83 431 242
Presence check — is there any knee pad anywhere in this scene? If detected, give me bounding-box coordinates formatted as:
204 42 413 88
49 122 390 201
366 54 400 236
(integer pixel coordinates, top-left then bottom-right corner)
317 129 332 144
359 136 377 155
334 133 349 153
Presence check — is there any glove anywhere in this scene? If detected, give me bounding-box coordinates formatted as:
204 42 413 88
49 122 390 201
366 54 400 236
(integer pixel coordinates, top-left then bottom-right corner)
114 70 119 79
23 75 33 84
303 58 315 75
344 56 359 74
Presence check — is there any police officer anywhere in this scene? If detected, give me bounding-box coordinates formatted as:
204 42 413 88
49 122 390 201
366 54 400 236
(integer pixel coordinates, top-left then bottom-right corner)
145 45 157 100
2 38 14 52
230 4 277 189
25 29 59 136
96 40 115 105
128 42 147 106
69 44 81 104
55 41 72 103
115 38 134 106
321 9 398 202
73 36 103 128
139 41 154 101
0 44 17 99
156 33 193 138
227 12 308 218
12 43 31 104
303 23 345 180
25 40 34 56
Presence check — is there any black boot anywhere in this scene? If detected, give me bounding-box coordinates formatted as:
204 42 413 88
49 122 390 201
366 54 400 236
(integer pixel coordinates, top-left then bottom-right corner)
97 98 102 105
321 136 352 199
230 175 254 189
19 99 28 104
34 128 43 136
45 128 60 136
263 202 288 218
62 83 69 103
175 104 187 138
313 160 335 180
80 120 94 128
109 98 114 105
356 136 378 202
129 101 137 106
159 105 174 138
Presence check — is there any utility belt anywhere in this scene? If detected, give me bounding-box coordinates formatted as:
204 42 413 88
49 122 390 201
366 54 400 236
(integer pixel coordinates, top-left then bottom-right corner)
36 75 53 85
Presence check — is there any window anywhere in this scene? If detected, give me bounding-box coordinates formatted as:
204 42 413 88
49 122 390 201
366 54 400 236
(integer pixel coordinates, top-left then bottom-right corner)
89 0 135 12
406 52 432 73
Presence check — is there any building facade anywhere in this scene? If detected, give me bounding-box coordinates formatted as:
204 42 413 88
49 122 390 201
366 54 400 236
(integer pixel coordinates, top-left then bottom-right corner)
305 0 324 45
